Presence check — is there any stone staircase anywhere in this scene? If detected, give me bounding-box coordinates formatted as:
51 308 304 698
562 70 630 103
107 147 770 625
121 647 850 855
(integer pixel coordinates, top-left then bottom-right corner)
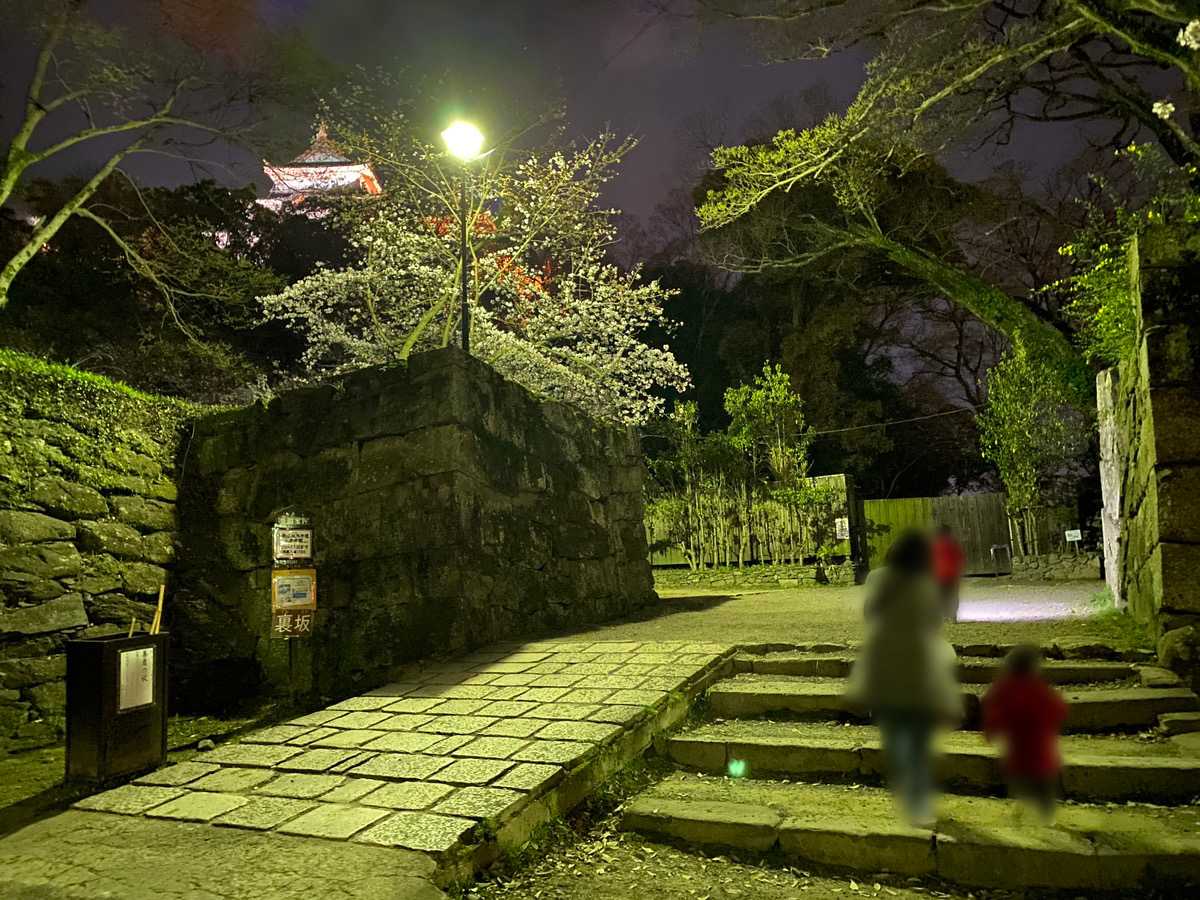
621 645 1200 893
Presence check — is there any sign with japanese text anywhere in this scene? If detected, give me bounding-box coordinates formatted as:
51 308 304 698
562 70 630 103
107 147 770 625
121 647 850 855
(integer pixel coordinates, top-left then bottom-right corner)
271 568 316 638
118 646 155 710
835 517 850 541
272 527 313 560
1065 529 1082 542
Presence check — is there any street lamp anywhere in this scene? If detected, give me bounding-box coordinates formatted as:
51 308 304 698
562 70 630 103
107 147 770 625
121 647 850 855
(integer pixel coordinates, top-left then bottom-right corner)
441 121 485 354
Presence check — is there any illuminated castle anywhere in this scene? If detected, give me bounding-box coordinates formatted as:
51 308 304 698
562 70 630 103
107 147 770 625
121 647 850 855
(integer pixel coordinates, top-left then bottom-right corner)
258 124 381 211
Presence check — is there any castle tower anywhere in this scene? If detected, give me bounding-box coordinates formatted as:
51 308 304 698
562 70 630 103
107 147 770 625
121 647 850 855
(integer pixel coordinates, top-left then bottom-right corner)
258 124 381 211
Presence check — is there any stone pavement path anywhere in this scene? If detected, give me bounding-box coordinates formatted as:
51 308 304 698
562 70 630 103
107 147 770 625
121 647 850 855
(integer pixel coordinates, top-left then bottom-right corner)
1 638 730 899
0 581 1136 899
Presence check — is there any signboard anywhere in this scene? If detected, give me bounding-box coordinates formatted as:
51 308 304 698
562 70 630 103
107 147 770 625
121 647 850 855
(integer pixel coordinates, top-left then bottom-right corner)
272 527 312 560
835 517 850 541
118 646 155 710
271 568 316 638
1065 529 1083 542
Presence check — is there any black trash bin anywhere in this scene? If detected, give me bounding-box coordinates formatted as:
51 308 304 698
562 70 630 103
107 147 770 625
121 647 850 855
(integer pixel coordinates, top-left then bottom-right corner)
66 632 168 783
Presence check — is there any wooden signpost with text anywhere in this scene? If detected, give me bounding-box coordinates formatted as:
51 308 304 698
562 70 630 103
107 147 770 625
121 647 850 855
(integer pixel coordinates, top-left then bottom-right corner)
271 508 315 639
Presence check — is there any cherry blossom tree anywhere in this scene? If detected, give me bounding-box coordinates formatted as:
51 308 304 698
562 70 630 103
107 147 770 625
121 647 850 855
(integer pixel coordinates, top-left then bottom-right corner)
260 128 690 423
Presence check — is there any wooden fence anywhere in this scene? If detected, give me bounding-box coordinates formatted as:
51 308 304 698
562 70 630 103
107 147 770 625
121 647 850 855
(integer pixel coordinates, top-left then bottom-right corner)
863 493 1080 576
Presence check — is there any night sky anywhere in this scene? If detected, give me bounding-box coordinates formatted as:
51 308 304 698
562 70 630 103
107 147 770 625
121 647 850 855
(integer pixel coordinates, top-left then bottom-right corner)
1 0 869 225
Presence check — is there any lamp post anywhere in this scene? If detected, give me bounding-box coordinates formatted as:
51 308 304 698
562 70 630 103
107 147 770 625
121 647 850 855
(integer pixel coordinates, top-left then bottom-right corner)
441 121 485 355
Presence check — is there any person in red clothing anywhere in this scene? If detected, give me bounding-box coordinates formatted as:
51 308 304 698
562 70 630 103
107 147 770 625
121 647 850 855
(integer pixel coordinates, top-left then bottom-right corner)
983 644 1070 822
930 523 966 623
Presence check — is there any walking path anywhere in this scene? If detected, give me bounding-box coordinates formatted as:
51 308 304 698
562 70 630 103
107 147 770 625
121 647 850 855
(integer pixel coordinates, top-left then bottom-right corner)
0 579 1166 898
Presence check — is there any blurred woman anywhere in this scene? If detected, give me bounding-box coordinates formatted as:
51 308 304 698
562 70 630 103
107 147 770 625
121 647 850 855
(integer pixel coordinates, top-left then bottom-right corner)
850 530 963 826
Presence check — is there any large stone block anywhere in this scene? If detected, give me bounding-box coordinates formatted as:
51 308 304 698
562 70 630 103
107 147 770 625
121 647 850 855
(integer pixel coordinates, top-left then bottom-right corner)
0 655 66 689
1155 465 1200 544
1148 386 1200 464
111 496 178 532
140 531 177 565
28 477 109 520
0 542 82 578
123 562 170 596
0 594 88 636
1155 542 1200 614
77 521 143 559
0 510 75 544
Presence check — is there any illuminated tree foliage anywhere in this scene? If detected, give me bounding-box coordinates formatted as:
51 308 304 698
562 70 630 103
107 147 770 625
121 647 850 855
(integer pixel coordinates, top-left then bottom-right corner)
977 338 1092 549
1053 144 1200 367
261 118 689 424
689 0 1200 404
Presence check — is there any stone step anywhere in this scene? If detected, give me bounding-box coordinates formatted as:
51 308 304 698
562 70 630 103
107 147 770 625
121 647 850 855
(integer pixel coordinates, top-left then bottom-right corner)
1159 711 1200 736
737 654 1136 685
707 676 1200 732
668 722 1200 804
620 773 1200 891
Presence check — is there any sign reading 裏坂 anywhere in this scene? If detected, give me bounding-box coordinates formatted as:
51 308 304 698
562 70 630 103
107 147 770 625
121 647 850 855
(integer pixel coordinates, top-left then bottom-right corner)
271 568 315 637
270 506 316 638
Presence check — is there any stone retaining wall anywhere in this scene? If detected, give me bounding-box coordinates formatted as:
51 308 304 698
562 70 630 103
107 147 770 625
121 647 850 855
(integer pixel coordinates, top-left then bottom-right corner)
653 561 858 591
1009 552 1102 582
1112 227 1200 688
0 353 187 751
174 348 654 709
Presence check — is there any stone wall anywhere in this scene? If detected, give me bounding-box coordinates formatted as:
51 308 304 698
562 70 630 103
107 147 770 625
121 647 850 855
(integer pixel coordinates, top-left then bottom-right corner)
0 352 186 751
1009 552 1102 582
173 348 654 709
1112 227 1200 686
653 561 858 591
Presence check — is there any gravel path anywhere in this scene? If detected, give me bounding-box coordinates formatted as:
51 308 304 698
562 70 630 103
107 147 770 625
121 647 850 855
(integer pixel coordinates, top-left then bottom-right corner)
557 579 1147 652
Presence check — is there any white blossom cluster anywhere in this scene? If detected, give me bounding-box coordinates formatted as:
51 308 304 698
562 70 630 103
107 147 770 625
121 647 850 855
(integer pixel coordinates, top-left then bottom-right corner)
260 133 690 423
1178 20 1200 51
1153 100 1177 120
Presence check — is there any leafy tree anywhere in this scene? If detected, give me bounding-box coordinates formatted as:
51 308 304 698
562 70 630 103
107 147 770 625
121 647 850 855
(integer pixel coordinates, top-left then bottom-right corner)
0 0 323 310
682 0 1200 406
1054 144 1200 366
977 338 1093 551
261 120 689 423
1 179 290 401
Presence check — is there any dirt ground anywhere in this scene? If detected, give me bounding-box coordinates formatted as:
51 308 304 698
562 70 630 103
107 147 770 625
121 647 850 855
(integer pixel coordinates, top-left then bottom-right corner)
563 579 1146 652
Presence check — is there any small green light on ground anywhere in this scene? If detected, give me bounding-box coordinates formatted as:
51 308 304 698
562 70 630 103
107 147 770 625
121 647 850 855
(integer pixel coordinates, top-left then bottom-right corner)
727 759 747 778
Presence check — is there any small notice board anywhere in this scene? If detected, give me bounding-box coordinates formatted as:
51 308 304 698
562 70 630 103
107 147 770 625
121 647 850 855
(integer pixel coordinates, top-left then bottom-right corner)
118 645 155 710
271 568 316 637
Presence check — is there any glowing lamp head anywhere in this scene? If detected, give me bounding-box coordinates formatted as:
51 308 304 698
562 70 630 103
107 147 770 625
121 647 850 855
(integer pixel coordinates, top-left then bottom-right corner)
442 121 485 160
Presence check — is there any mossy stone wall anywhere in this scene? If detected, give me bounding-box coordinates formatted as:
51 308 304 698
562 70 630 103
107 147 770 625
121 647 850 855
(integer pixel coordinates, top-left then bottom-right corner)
0 352 189 751
173 347 655 709
1115 227 1200 687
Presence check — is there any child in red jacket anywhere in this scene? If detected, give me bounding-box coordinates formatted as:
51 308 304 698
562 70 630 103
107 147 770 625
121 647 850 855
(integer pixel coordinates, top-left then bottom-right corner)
930 524 966 623
984 644 1069 822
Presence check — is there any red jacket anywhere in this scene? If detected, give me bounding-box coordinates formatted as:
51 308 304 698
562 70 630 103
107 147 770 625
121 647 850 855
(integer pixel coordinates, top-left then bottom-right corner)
930 534 966 585
983 673 1069 778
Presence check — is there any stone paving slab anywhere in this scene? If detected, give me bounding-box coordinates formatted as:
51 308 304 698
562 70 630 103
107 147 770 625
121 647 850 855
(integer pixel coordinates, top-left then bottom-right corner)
71 639 731 883
277 803 390 840
214 796 317 830
255 773 346 798
355 811 475 852
146 791 249 822
134 761 220 786
361 781 456 810
189 766 277 793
